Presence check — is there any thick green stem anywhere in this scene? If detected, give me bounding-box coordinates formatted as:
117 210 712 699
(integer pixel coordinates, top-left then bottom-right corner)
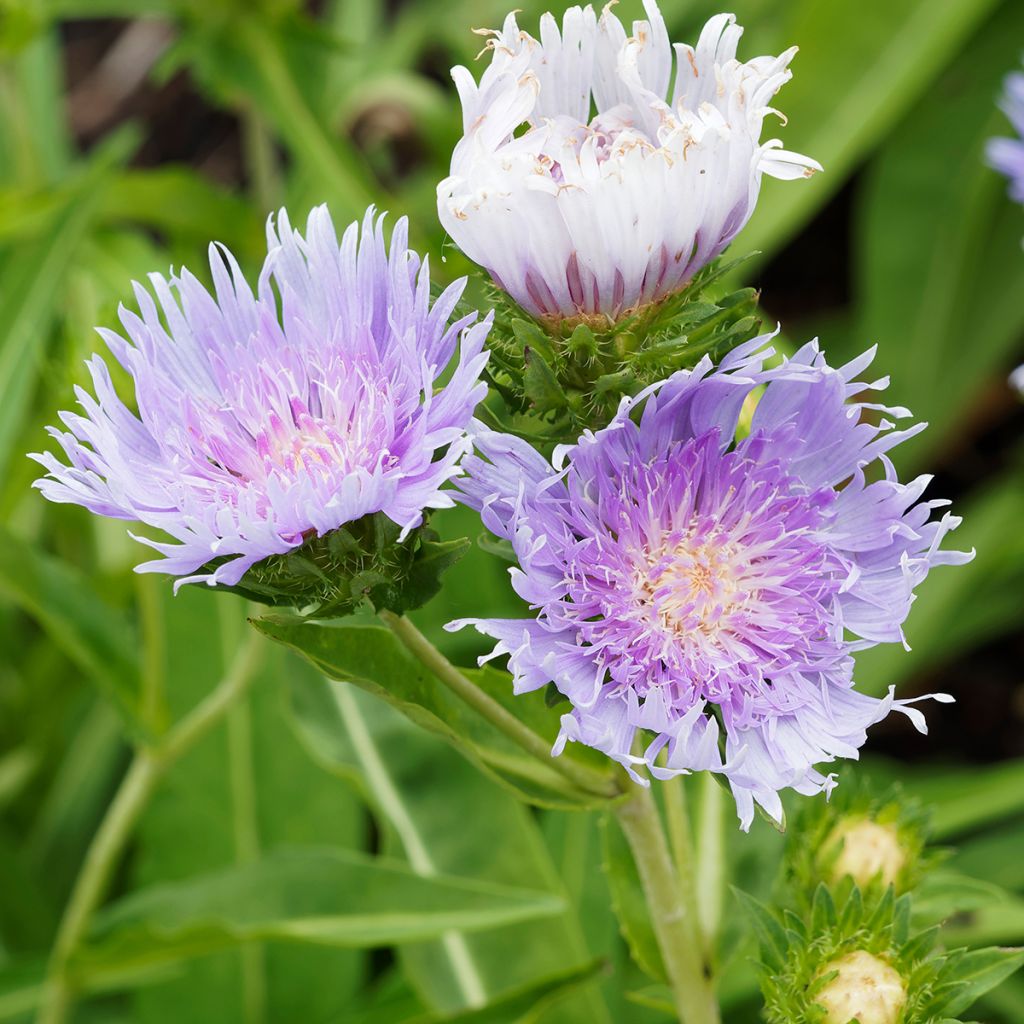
614 785 720 1024
37 627 265 1024
664 775 707 961
379 611 620 801
695 773 725 952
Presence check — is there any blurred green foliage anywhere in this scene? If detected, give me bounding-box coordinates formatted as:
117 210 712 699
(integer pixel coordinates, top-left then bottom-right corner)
0 0 1022 1020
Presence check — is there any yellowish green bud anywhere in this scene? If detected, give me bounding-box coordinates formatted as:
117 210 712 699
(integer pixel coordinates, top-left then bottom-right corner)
825 818 906 888
815 950 906 1024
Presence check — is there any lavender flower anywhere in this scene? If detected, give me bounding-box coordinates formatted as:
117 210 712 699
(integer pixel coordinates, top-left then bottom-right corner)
438 2 820 324
450 336 970 829
987 61 1024 205
33 206 490 589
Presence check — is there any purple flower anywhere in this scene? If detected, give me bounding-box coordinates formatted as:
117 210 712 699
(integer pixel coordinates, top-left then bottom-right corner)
438 2 820 323
32 206 490 588
987 63 1024 205
449 336 970 829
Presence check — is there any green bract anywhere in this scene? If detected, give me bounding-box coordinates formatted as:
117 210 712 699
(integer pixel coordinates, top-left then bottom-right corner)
478 255 761 446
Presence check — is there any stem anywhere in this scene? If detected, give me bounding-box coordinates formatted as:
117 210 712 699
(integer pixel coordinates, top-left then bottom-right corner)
136 575 168 734
614 785 720 1024
379 611 620 801
695 773 725 952
37 627 265 1024
664 775 706 961
242 105 281 214
37 751 159 1024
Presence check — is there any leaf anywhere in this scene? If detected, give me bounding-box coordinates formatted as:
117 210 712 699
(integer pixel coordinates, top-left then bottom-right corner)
623 985 675 1017
0 125 136 480
80 847 565 974
401 535 472 614
940 947 1024 1016
600 814 667 984
731 889 789 973
904 759 1024 840
128 589 366 1024
738 0 1004 263
853 477 1024 698
407 958 607 1024
286 670 609 1021
254 613 615 808
179 16 377 224
99 167 262 257
0 528 141 730
853 0 1024 468
912 870 1010 926
940 899 1024 949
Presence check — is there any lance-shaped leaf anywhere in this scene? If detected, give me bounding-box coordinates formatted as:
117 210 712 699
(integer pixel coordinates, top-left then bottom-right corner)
254 613 616 808
0 527 141 732
77 847 564 974
286 670 609 1020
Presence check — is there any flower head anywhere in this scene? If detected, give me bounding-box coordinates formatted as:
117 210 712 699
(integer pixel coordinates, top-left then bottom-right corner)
33 206 490 591
824 819 907 889
450 335 969 828
815 951 906 1024
438 2 820 324
987 61 1024 205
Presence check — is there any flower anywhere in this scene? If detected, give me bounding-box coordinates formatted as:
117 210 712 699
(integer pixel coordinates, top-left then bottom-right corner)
32 206 490 589
449 335 969 829
987 61 1024 205
438 2 820 324
814 951 906 1024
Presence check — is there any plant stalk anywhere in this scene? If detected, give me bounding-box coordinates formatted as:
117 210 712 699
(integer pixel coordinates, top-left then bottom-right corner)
614 784 720 1024
695 772 725 952
664 775 708 961
37 627 265 1024
379 611 620 801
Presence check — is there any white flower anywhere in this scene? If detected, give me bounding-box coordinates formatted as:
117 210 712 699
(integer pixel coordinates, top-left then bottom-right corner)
438 1 821 324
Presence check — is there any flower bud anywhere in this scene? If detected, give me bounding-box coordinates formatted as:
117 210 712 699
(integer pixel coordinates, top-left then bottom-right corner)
815 950 906 1024
439 2 820 325
825 818 906 888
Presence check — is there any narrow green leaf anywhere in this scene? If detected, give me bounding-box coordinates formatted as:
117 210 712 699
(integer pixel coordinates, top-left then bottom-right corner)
130 588 366 1022
286 672 608 1020
0 125 137 479
0 527 141 728
80 847 564 972
739 0 1003 262
254 614 612 808
940 947 1024 1017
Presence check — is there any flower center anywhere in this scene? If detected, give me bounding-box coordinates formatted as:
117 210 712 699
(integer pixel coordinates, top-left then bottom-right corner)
540 104 655 183
636 533 749 641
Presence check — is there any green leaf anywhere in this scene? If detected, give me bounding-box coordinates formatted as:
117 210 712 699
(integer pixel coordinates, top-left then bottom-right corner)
99 167 262 257
80 846 564 972
854 477 1024 698
0 527 141 730
522 346 569 416
404 958 607 1024
940 947 1024 1017
600 814 666 984
853 0 1024 468
401 536 472 614
0 126 136 481
738 0 1003 263
912 870 1010 926
129 589 366 1024
254 614 614 808
286 669 610 1020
